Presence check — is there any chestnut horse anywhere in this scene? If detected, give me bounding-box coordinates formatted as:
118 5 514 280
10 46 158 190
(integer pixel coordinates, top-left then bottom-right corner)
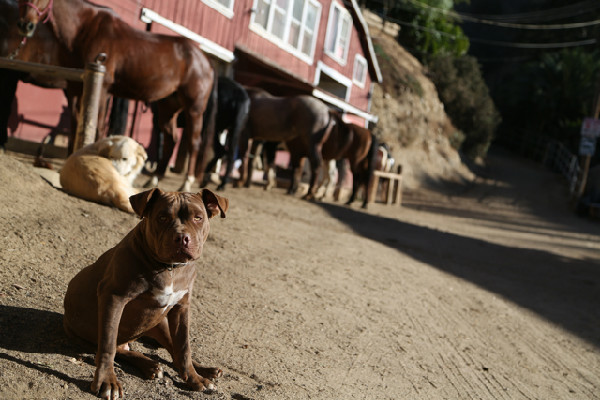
17 0 215 190
318 112 378 208
239 89 335 199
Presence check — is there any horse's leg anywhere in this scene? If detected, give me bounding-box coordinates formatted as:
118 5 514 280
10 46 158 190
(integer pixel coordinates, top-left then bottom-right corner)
345 162 359 206
218 103 249 191
263 141 278 190
203 137 224 186
317 159 336 201
333 159 346 202
288 154 305 195
303 143 324 201
65 86 80 156
0 71 19 153
181 108 203 192
245 139 261 188
144 100 178 188
107 97 129 136
235 132 250 188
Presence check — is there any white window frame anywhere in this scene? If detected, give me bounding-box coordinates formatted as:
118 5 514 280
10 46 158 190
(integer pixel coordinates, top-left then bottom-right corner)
352 54 367 88
324 1 352 66
202 0 234 19
140 8 235 62
249 0 322 65
314 60 352 102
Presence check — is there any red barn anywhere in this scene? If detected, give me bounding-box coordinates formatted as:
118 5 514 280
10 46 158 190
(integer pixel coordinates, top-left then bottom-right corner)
9 0 382 148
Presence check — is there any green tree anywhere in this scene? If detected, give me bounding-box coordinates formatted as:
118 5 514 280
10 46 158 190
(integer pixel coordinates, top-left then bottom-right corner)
428 55 501 158
394 0 470 59
495 49 600 153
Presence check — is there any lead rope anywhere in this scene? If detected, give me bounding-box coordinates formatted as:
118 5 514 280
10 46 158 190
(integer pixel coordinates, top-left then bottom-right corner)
10 0 54 59
7 37 27 60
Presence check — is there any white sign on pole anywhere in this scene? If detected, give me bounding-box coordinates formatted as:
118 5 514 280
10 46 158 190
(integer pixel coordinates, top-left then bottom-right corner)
579 136 597 156
579 117 600 156
580 117 600 138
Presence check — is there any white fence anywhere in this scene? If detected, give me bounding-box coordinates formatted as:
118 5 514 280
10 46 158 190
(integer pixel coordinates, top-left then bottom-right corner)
543 140 580 194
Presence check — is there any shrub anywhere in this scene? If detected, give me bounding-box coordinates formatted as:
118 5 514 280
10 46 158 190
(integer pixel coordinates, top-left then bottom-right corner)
427 55 501 159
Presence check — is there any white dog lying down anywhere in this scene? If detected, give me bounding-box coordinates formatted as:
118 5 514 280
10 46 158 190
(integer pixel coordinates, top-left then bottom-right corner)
60 136 147 213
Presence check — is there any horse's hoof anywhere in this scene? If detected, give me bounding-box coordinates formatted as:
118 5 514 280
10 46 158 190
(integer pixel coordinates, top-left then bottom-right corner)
302 193 316 202
144 176 159 188
178 176 195 192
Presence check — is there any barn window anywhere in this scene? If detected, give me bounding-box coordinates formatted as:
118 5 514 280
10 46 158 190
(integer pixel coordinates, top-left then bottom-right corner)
353 54 367 88
251 0 321 62
202 0 234 18
324 1 352 65
315 61 352 101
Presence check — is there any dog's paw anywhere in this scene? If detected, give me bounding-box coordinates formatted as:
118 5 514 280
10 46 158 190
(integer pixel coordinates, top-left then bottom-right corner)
184 371 217 391
91 369 123 399
193 362 223 380
139 360 163 380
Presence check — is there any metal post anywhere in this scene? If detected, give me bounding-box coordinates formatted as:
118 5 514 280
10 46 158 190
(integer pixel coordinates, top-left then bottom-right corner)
73 53 106 151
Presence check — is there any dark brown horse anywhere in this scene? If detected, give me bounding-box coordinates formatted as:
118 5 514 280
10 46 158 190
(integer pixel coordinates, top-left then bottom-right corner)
17 0 215 190
239 89 335 199
318 112 378 208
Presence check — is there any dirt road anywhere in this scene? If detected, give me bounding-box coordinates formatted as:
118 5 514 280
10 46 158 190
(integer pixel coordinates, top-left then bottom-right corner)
0 148 599 399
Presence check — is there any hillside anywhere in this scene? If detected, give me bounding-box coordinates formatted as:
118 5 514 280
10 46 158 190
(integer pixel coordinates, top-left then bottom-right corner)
364 10 474 189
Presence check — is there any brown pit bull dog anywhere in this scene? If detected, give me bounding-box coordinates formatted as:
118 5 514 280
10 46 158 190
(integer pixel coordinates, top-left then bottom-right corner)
63 188 228 399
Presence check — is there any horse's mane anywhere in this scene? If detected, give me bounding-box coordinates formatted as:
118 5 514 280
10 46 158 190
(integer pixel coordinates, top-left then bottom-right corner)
83 0 119 16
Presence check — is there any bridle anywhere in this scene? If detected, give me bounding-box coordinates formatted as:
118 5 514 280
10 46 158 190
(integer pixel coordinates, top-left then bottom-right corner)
20 0 54 24
10 0 53 59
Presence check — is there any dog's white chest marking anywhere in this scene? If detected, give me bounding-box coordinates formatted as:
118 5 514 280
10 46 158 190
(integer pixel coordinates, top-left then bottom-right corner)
152 283 187 309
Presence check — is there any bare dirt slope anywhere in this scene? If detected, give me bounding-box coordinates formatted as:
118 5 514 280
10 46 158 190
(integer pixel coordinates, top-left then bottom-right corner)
366 10 474 189
1 147 599 400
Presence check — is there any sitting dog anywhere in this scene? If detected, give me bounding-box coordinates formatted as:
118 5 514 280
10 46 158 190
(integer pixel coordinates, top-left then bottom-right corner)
59 136 148 213
63 188 229 399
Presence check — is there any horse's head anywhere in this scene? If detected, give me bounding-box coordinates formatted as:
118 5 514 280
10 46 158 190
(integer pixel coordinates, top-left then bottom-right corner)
17 0 53 37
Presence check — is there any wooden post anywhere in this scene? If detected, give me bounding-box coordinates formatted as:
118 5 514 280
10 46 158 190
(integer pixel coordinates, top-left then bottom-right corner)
73 53 106 151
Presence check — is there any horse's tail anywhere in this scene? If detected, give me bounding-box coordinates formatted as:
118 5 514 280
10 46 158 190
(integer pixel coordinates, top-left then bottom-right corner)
314 108 336 146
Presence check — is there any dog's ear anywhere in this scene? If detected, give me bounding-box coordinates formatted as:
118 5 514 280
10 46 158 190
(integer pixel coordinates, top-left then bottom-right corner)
130 188 163 218
96 139 114 158
200 189 228 218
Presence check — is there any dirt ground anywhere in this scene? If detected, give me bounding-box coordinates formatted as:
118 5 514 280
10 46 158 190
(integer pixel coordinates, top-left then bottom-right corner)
0 146 599 400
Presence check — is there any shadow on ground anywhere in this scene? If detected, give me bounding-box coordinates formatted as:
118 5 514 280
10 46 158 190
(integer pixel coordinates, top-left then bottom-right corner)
0 306 91 391
318 202 600 349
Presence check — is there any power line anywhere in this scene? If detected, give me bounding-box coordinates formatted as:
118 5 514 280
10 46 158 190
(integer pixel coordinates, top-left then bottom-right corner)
469 37 597 49
404 0 600 30
376 11 598 49
455 0 600 23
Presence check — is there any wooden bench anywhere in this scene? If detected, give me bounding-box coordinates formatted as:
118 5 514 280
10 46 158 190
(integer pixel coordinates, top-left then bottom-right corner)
370 169 402 206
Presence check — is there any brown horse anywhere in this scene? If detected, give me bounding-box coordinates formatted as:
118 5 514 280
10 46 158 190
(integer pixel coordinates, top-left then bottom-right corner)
318 113 378 208
239 89 335 199
17 0 215 191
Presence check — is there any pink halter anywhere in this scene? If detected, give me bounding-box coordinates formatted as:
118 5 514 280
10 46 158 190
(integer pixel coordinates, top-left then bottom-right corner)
21 0 54 23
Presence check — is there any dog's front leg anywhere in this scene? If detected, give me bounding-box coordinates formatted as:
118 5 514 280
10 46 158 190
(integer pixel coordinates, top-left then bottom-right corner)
167 300 215 391
92 291 128 399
